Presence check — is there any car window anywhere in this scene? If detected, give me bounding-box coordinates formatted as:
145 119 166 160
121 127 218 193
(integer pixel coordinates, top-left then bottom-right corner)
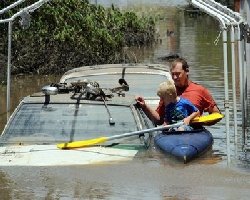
1 103 138 144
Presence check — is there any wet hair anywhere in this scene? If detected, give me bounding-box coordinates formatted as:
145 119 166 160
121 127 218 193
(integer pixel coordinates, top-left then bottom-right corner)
157 79 177 99
170 57 189 72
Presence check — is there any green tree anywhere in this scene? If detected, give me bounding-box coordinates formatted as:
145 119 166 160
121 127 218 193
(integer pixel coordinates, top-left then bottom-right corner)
0 0 155 75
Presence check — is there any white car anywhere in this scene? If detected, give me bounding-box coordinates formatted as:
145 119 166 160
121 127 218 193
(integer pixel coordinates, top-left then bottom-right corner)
0 63 171 166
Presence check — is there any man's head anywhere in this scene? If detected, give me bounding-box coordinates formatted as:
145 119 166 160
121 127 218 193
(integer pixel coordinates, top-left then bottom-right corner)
157 80 177 104
170 57 189 88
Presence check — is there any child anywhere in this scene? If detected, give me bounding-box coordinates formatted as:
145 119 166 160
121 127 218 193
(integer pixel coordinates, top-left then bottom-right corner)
157 80 200 131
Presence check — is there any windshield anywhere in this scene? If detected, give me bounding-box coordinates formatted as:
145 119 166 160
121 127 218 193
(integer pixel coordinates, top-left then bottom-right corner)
1 103 138 144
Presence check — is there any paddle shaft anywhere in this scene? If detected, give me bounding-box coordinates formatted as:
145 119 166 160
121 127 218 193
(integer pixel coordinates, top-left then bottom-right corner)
57 121 184 149
95 112 224 142
106 121 184 141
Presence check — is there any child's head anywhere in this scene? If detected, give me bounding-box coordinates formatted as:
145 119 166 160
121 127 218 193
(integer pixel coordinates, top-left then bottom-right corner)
157 79 177 104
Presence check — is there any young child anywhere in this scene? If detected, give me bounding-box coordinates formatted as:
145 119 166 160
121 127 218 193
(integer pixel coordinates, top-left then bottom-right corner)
157 80 200 131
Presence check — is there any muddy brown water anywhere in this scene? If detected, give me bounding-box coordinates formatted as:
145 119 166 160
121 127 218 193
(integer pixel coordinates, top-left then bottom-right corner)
1 2 250 199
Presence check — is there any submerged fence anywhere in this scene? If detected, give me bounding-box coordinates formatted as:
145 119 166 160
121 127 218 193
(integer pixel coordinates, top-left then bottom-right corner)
190 0 250 163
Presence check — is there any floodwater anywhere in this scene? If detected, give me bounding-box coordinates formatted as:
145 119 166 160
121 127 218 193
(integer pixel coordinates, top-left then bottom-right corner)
1 1 250 199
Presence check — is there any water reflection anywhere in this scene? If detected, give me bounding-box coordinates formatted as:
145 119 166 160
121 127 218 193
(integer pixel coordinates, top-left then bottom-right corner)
0 170 12 199
1 162 250 199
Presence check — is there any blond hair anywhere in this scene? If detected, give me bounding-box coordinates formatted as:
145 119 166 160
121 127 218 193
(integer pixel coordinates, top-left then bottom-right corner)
157 79 177 99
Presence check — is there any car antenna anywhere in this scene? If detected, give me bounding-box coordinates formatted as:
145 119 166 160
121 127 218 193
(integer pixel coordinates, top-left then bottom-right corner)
100 90 115 126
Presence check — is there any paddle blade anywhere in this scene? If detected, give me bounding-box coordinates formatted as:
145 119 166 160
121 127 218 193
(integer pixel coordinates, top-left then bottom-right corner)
57 137 108 149
192 113 224 124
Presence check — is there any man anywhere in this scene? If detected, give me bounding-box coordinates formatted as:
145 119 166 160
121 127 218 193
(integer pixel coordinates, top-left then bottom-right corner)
136 57 221 125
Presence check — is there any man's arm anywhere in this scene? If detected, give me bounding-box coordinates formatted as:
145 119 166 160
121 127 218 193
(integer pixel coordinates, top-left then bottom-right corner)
205 104 222 125
208 104 220 114
202 86 221 114
203 87 221 125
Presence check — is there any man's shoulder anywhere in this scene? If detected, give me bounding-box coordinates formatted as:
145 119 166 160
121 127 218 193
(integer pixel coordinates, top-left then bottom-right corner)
189 81 206 90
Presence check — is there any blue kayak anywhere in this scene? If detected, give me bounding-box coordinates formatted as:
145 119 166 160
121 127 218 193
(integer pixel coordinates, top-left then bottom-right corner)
154 128 213 163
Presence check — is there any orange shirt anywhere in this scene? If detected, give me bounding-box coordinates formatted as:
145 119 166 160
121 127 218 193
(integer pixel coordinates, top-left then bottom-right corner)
156 82 216 119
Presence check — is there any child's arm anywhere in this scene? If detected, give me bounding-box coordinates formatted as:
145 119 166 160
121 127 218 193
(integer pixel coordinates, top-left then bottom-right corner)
183 110 200 125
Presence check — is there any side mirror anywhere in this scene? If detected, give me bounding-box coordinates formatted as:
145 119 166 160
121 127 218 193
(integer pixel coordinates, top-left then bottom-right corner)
41 85 58 107
41 85 58 96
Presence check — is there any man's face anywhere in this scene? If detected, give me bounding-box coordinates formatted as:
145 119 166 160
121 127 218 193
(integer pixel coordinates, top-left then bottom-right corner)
170 62 188 88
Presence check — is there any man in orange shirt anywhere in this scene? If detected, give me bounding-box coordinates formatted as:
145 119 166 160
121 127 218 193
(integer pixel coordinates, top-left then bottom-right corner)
136 57 221 125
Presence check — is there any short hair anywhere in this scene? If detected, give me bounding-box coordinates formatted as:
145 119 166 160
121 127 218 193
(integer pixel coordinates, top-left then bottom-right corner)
170 57 189 72
157 79 177 98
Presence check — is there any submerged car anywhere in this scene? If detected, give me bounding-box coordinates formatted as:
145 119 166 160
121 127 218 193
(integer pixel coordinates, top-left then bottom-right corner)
0 63 171 166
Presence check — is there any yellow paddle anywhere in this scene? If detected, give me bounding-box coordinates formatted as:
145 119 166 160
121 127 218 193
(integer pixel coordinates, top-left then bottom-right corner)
192 112 224 124
57 113 224 149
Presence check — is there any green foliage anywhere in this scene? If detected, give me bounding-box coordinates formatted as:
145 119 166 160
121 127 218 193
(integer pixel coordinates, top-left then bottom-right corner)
0 0 156 74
